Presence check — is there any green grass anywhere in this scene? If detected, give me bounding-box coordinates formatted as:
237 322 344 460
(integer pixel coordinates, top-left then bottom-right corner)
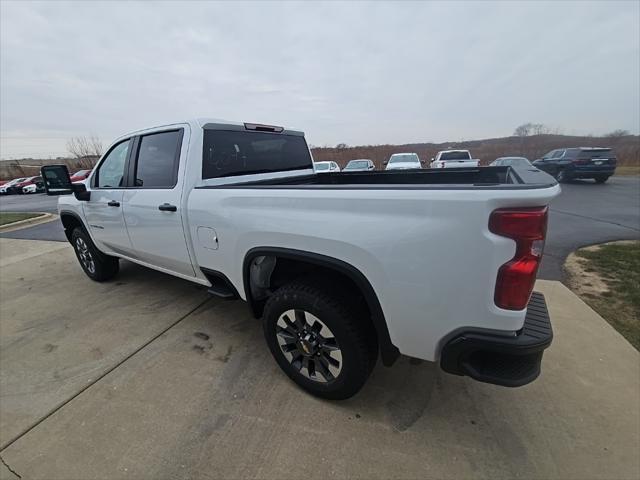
575 242 640 350
0 212 41 226
614 166 640 176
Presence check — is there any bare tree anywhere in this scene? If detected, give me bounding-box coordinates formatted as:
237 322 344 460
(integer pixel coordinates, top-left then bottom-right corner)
335 143 348 149
67 135 103 159
531 123 550 135
604 129 630 138
514 123 533 137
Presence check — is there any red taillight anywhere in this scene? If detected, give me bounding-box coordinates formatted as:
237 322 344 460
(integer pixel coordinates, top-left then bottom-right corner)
573 159 589 165
489 207 548 310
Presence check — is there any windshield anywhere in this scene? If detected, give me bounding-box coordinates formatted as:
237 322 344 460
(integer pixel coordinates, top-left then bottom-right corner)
440 151 471 161
581 148 612 159
345 160 369 169
314 162 330 171
389 154 419 164
496 157 530 166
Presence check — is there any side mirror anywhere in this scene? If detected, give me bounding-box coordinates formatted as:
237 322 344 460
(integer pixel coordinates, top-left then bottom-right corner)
430 157 434 162
72 182 91 201
41 165 73 195
383 161 388 165
40 165 91 201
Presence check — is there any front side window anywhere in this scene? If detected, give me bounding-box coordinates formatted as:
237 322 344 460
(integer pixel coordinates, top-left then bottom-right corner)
202 129 312 179
96 139 130 188
135 130 182 188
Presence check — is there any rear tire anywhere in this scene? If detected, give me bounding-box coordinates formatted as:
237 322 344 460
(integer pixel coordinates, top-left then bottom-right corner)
71 227 119 282
594 175 610 184
263 279 376 400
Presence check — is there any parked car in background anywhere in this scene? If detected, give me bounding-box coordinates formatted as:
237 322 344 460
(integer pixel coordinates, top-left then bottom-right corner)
314 161 340 173
490 157 533 167
533 147 617 183
8 176 43 194
23 178 45 194
343 159 375 172
0 178 27 195
70 169 93 183
384 153 422 170
430 150 479 169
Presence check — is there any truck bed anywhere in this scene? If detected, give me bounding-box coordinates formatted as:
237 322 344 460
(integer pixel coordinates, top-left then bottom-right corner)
199 166 556 190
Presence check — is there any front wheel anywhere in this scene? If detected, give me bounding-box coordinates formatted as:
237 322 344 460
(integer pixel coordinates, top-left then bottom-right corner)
71 227 119 281
263 279 376 400
555 168 569 183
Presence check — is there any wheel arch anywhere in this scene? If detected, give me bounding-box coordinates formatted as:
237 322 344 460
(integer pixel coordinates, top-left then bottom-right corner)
242 247 400 366
60 210 89 243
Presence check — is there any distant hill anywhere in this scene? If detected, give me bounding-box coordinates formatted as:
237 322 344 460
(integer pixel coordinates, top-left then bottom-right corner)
1 134 637 180
311 134 640 169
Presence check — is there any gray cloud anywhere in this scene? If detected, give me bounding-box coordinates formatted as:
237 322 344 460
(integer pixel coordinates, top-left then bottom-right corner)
1 0 638 158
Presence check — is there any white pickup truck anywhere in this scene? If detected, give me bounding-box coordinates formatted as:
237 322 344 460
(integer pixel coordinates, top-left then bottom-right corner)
42 118 559 399
430 149 480 168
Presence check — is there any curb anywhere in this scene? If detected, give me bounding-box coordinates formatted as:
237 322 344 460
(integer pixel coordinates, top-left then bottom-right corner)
0 213 57 232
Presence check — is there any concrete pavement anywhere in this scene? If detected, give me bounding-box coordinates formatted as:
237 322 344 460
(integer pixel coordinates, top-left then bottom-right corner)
0 238 638 479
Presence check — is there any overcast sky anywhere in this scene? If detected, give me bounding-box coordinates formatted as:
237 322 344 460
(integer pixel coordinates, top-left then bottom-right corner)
1 1 638 158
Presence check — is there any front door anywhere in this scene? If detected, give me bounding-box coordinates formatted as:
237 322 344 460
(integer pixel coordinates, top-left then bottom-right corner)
122 129 195 277
84 138 134 256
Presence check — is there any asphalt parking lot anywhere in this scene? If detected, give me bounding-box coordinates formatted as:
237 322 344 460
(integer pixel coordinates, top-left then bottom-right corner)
2 175 639 279
0 238 638 479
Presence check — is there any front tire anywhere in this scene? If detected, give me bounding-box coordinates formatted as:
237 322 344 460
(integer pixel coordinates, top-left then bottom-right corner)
555 168 569 183
71 227 119 281
263 279 376 400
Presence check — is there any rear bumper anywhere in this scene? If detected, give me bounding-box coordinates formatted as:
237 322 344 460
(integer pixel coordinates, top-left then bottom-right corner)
568 166 615 178
440 292 552 387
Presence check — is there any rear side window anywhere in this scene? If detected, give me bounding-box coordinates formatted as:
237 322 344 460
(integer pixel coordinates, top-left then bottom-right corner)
134 130 183 188
202 130 312 179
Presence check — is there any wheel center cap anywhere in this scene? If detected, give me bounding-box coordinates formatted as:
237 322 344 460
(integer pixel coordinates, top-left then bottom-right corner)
298 332 318 356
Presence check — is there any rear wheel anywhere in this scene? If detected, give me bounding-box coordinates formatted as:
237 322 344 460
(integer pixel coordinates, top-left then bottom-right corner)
594 175 610 184
263 279 376 400
71 227 119 281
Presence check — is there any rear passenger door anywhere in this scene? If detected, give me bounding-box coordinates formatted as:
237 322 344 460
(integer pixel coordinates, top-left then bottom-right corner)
122 128 196 277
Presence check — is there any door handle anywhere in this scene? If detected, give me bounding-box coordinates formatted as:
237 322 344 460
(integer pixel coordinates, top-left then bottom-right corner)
107 200 120 207
158 203 177 212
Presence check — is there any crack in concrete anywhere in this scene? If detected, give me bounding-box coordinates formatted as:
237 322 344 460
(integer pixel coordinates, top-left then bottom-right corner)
0 297 212 453
551 208 640 232
0 454 21 479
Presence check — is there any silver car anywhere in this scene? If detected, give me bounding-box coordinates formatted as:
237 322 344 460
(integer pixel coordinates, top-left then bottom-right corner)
343 159 375 172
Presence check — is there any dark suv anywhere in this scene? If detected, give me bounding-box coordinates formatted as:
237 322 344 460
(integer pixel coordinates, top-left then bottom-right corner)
532 147 616 183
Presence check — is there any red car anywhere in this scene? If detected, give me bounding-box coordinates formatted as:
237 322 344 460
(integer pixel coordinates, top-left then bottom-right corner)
70 169 93 183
